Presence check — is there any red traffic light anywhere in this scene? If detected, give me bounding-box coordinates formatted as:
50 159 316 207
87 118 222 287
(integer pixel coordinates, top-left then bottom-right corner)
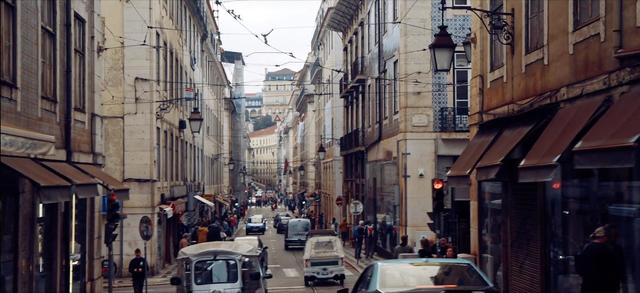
432 179 445 190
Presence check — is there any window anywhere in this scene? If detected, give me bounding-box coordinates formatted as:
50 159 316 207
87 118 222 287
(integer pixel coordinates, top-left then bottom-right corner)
374 0 379 44
478 182 505 291
41 0 56 102
367 84 372 127
375 79 381 123
164 130 168 181
163 41 167 93
382 0 387 33
156 127 161 179
368 10 373 51
169 50 174 97
573 0 599 29
193 259 238 285
489 0 504 71
383 68 388 119
393 60 398 114
73 15 86 111
156 32 160 85
393 0 398 19
453 0 471 6
169 132 173 181
525 0 544 53
454 53 470 116
1 0 16 84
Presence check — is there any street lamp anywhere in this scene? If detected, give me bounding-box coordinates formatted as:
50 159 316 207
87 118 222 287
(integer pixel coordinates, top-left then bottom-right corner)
317 143 327 160
428 0 514 73
429 25 457 73
188 107 203 134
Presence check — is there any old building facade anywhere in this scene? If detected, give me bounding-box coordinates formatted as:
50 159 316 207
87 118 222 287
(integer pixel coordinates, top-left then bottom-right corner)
0 0 119 292
447 0 640 292
100 0 230 275
262 68 296 118
248 125 279 189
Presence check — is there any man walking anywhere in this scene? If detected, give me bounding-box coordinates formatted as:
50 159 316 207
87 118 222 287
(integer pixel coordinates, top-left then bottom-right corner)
128 248 147 293
576 225 625 293
353 221 365 261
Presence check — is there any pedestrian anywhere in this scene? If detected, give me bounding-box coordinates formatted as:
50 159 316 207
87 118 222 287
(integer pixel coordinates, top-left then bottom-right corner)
445 246 457 258
319 212 325 229
393 235 414 259
207 220 223 242
179 233 190 250
353 220 365 261
436 238 449 257
197 223 209 243
128 248 147 293
417 238 434 258
365 221 376 258
576 225 625 293
331 217 338 234
339 219 349 245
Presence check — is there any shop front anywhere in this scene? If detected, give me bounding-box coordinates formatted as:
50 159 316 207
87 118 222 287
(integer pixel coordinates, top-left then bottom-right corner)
450 84 639 293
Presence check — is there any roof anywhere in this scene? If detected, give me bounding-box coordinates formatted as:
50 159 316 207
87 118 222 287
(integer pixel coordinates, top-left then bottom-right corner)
249 125 277 138
265 68 296 81
303 236 344 259
177 242 259 259
222 51 245 65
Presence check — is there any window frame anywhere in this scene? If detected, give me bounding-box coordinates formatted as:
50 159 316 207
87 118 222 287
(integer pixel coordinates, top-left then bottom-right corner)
525 0 544 54
573 0 600 30
452 0 471 7
454 53 470 116
41 0 57 103
0 0 17 86
489 0 505 72
392 60 398 115
73 13 86 112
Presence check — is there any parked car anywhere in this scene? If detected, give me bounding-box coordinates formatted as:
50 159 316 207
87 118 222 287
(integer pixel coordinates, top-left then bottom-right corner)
234 236 269 270
246 215 266 235
303 235 346 287
284 218 310 250
277 217 290 234
171 242 272 293
337 258 497 293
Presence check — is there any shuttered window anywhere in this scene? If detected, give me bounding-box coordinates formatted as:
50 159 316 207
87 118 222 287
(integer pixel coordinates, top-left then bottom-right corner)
574 0 599 29
73 14 86 111
0 0 16 84
525 0 544 53
41 0 56 103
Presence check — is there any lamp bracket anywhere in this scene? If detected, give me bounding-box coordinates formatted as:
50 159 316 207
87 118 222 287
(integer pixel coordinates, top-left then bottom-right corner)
441 5 514 47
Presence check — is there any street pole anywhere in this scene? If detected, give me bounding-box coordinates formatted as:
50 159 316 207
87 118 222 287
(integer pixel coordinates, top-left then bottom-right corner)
107 241 113 293
144 241 148 293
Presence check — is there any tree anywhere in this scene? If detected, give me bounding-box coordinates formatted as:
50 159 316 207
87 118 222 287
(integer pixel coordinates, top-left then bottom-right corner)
253 115 275 131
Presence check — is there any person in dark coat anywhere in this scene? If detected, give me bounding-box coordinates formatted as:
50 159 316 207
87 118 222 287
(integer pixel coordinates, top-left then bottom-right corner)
207 221 223 242
128 248 147 293
576 225 625 293
353 221 365 261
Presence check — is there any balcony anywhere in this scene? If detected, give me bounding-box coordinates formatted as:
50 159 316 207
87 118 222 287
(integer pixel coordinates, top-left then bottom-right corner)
340 75 351 98
436 107 469 132
340 129 363 153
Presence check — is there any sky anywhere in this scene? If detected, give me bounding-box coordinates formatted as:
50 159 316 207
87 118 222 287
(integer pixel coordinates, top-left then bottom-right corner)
214 0 322 93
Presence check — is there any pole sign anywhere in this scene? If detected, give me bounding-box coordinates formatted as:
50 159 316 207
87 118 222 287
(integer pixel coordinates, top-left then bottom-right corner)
139 216 153 241
350 200 363 215
335 196 344 206
183 87 194 101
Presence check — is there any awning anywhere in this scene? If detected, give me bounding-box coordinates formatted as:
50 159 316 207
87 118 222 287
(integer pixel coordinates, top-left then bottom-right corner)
41 161 101 198
74 163 130 200
476 120 538 181
446 127 501 186
519 96 606 182
573 86 640 168
194 195 215 208
0 156 72 203
215 196 230 207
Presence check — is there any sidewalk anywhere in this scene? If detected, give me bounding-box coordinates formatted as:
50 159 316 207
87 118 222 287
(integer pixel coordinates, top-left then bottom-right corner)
104 263 176 289
341 242 386 273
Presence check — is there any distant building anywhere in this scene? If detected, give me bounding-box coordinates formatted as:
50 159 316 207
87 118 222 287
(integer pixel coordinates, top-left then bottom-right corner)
263 68 296 118
245 92 264 119
248 125 279 188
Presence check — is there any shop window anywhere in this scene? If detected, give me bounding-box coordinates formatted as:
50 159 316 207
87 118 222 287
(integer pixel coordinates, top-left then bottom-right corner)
36 203 58 292
0 174 18 293
478 182 505 292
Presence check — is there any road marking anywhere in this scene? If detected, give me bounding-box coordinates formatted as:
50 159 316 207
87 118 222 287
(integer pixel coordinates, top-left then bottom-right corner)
282 268 300 277
268 264 281 268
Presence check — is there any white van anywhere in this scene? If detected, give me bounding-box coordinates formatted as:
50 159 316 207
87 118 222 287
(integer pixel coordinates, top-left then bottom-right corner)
303 235 346 286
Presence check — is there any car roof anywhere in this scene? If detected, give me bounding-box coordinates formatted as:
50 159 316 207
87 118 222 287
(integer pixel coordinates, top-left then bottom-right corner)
177 242 259 259
375 258 476 265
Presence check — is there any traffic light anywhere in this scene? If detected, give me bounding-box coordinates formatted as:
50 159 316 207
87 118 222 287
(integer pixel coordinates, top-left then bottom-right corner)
104 192 121 246
432 178 445 213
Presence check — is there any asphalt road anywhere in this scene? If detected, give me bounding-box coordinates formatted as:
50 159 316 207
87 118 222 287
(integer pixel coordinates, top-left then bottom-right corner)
115 206 360 293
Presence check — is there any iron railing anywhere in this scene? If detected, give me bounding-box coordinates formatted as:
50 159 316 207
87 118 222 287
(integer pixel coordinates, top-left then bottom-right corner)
340 129 362 151
436 107 469 132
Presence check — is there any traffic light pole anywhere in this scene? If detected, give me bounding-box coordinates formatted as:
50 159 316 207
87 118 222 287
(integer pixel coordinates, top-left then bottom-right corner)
107 240 113 293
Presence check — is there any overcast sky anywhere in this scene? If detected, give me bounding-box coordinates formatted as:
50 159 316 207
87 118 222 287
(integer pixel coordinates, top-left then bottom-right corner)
215 0 322 93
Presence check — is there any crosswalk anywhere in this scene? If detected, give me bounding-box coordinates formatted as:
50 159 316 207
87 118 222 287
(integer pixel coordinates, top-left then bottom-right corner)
274 267 353 278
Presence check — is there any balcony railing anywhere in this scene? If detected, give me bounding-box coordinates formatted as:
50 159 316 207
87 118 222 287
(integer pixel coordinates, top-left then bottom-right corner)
436 107 469 132
350 57 367 81
340 75 349 95
340 129 362 152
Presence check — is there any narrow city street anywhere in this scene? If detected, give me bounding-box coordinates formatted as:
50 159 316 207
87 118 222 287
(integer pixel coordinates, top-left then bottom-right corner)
115 206 360 293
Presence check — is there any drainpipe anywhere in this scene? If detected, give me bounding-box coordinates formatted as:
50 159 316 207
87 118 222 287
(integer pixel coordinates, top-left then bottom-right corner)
65 0 73 162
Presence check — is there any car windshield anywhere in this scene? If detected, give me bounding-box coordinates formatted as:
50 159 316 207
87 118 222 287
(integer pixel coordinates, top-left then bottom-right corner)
377 262 489 292
288 220 310 233
193 259 238 285
248 216 263 223
313 240 335 251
